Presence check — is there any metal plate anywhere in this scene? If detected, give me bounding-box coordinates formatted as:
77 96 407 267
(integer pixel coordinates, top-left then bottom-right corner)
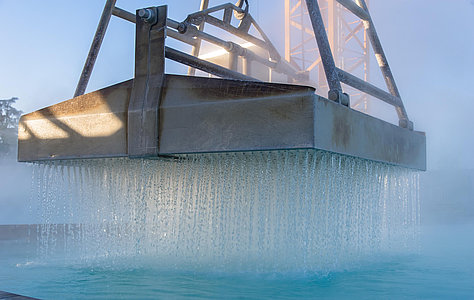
17 75 426 170
312 97 426 170
158 75 316 153
18 80 132 161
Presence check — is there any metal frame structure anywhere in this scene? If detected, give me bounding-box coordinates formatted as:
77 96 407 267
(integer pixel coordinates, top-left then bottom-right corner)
74 0 412 129
75 0 303 93
17 2 425 169
285 0 370 111
304 0 411 129
284 0 412 129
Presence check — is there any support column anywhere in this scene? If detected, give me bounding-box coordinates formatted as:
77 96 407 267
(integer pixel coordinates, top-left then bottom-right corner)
128 6 167 157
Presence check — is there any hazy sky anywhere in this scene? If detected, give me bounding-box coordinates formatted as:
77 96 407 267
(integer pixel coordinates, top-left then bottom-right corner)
1 0 473 170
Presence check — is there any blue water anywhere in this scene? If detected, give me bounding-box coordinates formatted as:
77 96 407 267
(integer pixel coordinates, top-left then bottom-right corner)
1 224 473 299
0 154 472 298
29 153 420 272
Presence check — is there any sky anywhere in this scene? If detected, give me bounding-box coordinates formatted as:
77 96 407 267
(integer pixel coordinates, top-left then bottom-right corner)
1 0 474 170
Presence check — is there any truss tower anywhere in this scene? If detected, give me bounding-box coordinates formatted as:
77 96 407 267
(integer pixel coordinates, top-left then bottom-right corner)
284 0 370 112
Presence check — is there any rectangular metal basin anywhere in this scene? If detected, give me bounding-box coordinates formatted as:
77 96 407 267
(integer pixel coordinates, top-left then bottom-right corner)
18 75 426 170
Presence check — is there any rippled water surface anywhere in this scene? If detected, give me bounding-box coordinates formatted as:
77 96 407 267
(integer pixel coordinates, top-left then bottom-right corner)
0 152 472 298
1 224 473 299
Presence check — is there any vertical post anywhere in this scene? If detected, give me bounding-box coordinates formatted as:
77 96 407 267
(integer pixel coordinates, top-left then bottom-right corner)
363 2 370 112
300 1 306 70
284 0 291 63
304 0 344 102
188 0 209 75
229 52 239 71
327 0 337 59
128 6 167 157
74 0 117 97
355 0 410 126
242 57 251 76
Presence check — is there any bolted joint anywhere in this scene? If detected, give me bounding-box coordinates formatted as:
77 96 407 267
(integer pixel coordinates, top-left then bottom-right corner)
227 42 246 56
177 22 188 34
138 8 156 23
399 119 414 131
341 92 350 107
328 90 338 102
328 90 350 106
227 42 236 52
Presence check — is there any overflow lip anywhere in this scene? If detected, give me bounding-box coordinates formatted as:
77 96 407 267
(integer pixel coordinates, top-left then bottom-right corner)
17 75 425 170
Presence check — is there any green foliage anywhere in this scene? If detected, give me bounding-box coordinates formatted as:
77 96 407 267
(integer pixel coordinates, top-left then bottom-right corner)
0 97 22 157
1 97 22 129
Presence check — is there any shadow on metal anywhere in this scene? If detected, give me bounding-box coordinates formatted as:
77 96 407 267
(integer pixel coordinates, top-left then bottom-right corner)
17 4 426 170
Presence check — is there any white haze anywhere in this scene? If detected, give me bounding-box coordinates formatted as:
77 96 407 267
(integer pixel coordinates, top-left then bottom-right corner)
0 0 473 226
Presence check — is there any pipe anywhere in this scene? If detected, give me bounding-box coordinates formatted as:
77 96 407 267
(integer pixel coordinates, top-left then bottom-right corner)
111 7 298 80
165 47 258 81
112 8 196 46
112 6 135 23
183 26 297 78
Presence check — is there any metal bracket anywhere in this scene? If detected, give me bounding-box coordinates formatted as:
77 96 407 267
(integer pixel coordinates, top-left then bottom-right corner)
73 1 413 131
128 6 167 157
304 0 413 130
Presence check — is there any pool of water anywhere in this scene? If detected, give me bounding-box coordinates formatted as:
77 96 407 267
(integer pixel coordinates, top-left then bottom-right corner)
1 155 472 298
1 223 473 299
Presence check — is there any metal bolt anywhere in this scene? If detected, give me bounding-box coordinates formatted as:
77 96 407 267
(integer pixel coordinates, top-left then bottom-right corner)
399 119 414 130
341 93 350 107
328 90 339 102
177 23 187 34
138 8 155 23
328 90 350 106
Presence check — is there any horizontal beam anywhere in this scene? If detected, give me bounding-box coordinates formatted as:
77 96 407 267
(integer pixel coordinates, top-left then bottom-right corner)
112 7 299 80
187 3 243 19
112 7 183 31
336 68 403 108
182 25 299 78
164 47 257 81
112 7 181 32
112 7 196 46
112 6 135 22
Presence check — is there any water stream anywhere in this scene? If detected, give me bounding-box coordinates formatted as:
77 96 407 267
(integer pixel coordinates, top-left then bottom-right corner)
32 150 419 273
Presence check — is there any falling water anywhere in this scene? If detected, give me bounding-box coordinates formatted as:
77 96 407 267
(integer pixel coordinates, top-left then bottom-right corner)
32 150 419 273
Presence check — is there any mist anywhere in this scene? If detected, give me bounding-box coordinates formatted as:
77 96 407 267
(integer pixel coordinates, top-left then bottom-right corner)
0 0 473 226
0 2 473 299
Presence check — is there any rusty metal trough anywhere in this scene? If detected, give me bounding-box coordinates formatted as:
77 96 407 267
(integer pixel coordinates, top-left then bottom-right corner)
17 3 426 170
